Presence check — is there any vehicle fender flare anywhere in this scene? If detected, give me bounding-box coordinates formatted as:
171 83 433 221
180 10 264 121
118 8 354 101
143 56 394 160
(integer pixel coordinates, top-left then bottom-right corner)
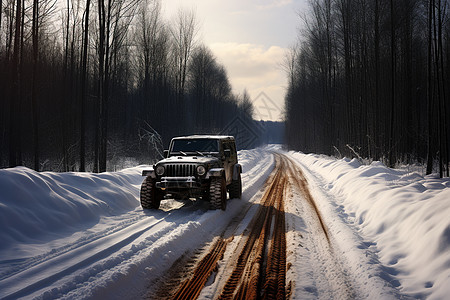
206 168 225 179
142 169 156 179
233 164 242 180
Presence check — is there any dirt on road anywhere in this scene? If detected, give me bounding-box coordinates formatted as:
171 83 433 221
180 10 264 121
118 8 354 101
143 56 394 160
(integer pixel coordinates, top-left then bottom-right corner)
150 153 336 300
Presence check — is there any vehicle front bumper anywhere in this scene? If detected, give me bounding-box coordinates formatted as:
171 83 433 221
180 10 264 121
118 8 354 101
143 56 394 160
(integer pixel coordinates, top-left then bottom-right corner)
155 176 203 189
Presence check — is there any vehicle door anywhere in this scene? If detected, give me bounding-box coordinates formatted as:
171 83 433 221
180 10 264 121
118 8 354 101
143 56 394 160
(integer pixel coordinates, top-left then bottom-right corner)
222 141 233 185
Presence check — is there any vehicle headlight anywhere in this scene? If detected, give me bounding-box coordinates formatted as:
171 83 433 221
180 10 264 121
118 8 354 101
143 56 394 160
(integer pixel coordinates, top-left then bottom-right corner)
196 165 206 176
155 165 165 176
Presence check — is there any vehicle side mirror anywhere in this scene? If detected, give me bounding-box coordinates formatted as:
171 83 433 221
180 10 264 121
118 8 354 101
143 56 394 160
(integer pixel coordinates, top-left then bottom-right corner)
224 149 231 158
164 150 169 158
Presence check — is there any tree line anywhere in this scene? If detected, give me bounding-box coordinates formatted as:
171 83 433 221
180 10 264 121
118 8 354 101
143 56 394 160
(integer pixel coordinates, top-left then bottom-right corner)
285 0 449 177
0 0 254 172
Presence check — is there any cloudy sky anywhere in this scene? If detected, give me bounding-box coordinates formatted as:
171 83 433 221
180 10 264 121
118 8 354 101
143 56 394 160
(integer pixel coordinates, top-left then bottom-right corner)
162 0 308 121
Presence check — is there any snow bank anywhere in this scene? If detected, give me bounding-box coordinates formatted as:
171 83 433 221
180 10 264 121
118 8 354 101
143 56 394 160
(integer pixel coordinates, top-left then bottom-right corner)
292 152 450 299
0 166 144 251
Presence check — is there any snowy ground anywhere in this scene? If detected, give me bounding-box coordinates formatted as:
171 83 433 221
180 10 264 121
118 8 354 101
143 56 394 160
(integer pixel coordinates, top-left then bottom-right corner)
289 151 450 299
0 146 449 299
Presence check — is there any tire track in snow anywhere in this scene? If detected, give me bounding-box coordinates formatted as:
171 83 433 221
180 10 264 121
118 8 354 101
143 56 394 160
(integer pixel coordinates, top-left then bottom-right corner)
217 153 287 300
161 153 287 300
0 213 147 280
284 154 356 299
0 205 202 299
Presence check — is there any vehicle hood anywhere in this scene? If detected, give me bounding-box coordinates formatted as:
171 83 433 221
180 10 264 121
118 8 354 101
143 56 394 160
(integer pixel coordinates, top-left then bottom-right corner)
156 156 220 166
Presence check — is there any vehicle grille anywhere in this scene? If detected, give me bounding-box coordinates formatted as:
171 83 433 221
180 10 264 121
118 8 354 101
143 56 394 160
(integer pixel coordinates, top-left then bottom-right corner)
164 164 196 177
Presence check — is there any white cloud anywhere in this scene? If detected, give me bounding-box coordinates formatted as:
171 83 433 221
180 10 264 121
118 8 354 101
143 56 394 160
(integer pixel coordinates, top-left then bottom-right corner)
161 0 305 120
256 0 293 10
210 43 284 82
209 42 287 121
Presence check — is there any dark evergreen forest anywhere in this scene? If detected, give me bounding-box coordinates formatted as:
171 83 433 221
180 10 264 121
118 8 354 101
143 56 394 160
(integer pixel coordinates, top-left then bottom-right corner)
285 0 449 177
0 0 254 172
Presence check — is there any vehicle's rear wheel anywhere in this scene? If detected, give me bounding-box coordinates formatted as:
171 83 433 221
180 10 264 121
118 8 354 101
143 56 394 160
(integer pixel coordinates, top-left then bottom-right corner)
229 174 242 199
209 177 226 210
140 176 162 209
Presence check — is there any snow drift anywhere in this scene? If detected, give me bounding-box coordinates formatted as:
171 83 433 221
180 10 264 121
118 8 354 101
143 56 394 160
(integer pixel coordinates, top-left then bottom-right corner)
292 152 450 299
0 166 144 254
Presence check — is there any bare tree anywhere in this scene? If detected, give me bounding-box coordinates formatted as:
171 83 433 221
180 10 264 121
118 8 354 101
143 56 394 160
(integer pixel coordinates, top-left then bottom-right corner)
0 0 256 170
188 45 215 127
79 0 90 172
96 0 139 172
170 7 198 124
0 0 3 35
187 44 237 130
31 0 40 171
285 0 449 176
388 0 396 167
135 0 164 120
239 89 254 121
9 0 22 167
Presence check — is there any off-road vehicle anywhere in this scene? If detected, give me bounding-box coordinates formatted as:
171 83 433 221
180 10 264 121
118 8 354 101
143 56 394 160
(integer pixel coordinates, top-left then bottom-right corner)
140 135 242 210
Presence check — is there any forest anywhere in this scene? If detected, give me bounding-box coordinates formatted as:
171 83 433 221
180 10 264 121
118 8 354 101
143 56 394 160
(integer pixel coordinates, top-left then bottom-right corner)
284 0 450 177
0 0 254 172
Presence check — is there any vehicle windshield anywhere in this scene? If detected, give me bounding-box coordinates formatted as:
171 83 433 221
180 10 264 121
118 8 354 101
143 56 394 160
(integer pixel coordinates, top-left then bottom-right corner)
170 139 219 155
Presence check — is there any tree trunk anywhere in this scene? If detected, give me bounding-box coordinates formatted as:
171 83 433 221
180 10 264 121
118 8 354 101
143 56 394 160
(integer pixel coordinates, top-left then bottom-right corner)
9 0 22 167
62 0 70 172
95 0 106 173
80 0 90 172
432 0 443 177
437 0 448 177
341 0 353 147
388 0 396 168
99 0 113 173
374 0 380 159
17 0 25 165
31 0 40 171
0 0 3 35
426 0 434 175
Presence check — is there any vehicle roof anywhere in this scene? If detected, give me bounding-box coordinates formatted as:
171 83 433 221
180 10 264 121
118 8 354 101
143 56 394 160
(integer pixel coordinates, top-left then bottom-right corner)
171 135 235 141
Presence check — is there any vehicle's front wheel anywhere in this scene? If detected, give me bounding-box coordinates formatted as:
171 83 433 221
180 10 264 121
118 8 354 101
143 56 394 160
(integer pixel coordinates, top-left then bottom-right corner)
209 177 227 210
229 174 242 199
140 177 162 209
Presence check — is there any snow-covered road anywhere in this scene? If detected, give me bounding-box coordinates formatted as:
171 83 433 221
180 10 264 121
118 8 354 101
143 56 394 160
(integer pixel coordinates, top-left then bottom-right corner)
1 146 449 299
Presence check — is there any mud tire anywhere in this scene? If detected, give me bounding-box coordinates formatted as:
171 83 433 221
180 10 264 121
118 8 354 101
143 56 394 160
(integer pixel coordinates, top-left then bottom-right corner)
209 177 227 210
229 174 242 199
140 176 162 209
